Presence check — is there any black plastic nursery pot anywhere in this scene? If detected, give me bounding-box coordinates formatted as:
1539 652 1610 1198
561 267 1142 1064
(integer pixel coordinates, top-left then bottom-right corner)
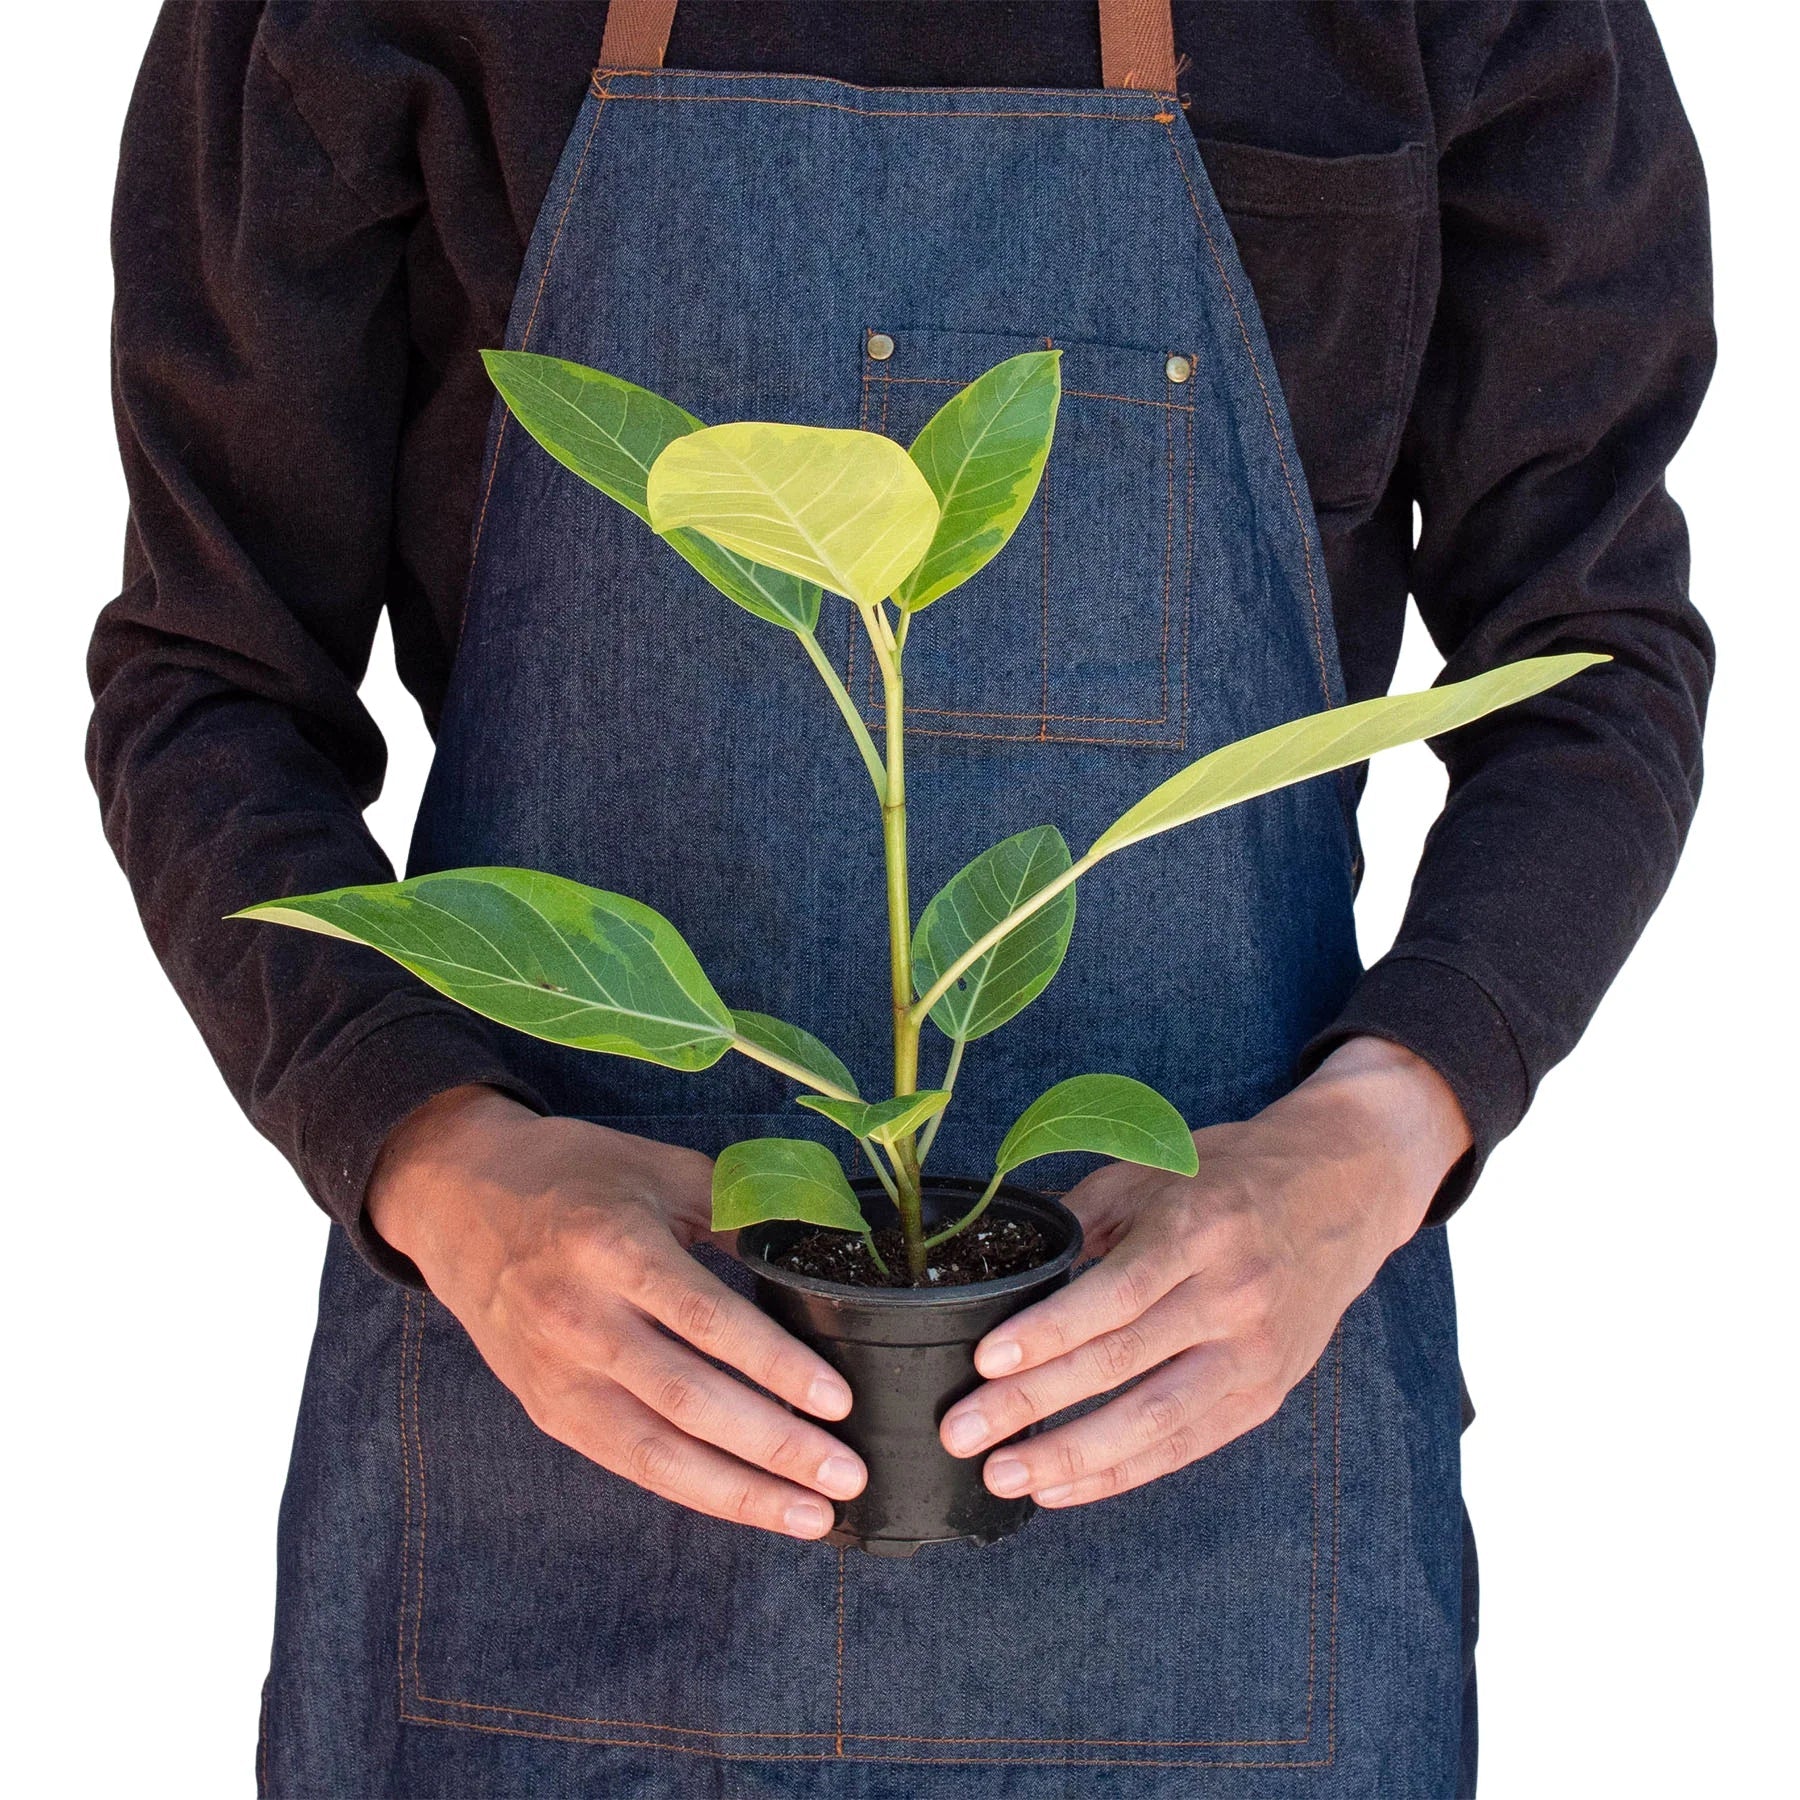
739 1176 1083 1558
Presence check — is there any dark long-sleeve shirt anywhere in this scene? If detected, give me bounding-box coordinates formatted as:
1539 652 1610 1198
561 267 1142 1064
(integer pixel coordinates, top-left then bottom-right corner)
89 1 1714 1273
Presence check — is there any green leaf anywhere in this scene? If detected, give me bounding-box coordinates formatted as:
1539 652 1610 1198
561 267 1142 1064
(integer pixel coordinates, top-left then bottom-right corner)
797 1089 950 1147
913 826 1076 1042
481 350 820 631
482 350 698 521
712 1138 869 1234
646 422 941 608
1091 653 1609 858
232 868 734 1069
994 1075 1199 1181
730 1010 859 1097
893 351 1061 612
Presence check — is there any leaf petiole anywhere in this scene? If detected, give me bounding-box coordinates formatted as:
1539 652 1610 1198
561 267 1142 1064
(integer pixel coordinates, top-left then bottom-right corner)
921 1170 1002 1251
861 1231 892 1278
796 627 886 797
728 1033 859 1102
856 1137 901 1204
914 1036 964 1167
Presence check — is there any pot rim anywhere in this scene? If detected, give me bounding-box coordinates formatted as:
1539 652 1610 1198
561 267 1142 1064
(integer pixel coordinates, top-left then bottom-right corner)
739 1175 1083 1308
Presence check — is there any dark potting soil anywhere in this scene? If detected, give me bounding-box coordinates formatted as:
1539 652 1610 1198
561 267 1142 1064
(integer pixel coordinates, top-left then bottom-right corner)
773 1215 1050 1288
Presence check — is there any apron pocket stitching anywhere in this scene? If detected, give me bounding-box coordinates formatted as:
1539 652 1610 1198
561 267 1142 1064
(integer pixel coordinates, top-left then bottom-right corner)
397 1291 1341 1763
844 354 1193 745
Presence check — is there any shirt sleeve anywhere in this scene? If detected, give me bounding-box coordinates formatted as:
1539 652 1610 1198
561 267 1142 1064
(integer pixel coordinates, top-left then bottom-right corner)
87 3 544 1283
1300 1 1716 1218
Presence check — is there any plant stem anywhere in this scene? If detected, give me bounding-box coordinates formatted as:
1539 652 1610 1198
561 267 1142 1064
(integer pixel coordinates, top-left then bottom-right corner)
728 1035 859 1103
864 602 927 1280
796 628 886 797
909 850 1100 1026
921 1169 1002 1250
914 1035 965 1168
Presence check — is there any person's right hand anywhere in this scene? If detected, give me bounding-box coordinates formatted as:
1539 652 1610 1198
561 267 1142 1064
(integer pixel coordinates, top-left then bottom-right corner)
366 1084 866 1540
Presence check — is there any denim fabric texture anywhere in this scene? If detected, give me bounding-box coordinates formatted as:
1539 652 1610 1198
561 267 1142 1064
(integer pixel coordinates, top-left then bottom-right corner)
261 63 1467 1798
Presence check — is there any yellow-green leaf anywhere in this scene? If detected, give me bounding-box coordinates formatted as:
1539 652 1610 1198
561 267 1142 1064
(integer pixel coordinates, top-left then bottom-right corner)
646 422 940 607
797 1090 950 1148
1091 653 1609 857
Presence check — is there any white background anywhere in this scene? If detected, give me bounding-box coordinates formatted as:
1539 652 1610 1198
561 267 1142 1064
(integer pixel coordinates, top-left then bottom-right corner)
1 4 1791 1794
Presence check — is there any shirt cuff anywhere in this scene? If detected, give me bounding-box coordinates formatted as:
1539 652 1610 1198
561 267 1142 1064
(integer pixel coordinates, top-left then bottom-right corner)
1297 950 1532 1225
296 1003 547 1287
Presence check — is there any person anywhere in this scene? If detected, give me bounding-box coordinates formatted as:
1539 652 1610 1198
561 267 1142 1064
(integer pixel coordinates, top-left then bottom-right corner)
89 3 1713 1795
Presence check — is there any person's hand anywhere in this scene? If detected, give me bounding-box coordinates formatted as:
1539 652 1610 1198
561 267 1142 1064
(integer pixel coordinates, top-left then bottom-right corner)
367 1085 866 1539
938 1037 1472 1508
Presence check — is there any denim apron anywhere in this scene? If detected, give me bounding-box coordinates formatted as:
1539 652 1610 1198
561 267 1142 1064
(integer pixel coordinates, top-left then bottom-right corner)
260 7 1467 1794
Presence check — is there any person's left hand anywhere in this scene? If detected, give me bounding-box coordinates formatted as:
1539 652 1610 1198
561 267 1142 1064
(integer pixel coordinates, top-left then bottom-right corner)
938 1037 1473 1508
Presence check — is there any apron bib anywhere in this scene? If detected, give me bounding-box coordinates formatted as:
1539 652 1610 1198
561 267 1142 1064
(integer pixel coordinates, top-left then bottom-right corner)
261 5 1466 1793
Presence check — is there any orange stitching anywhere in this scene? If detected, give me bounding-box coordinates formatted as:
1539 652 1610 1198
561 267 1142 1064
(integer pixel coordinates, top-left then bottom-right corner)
898 723 1184 748
258 1680 271 1795
1157 399 1173 725
1037 449 1051 740
586 82 1170 125
873 372 1195 412
1181 397 1194 733
1156 112 1334 711
409 1294 429 1703
1329 1324 1343 1761
395 1294 414 1727
1305 1323 1321 1734
466 87 612 587
398 1710 1337 1768
901 705 1170 724
833 1548 846 1757
590 66 1176 103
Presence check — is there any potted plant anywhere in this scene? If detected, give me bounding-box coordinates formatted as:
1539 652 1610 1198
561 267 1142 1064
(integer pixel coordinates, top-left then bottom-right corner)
235 347 1599 1556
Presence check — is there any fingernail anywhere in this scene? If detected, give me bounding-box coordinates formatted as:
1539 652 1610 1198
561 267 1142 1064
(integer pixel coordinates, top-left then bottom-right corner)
976 1339 1022 1377
986 1456 1029 1497
807 1376 852 1418
817 1453 865 1499
1037 1483 1074 1505
944 1411 987 1456
785 1500 832 1537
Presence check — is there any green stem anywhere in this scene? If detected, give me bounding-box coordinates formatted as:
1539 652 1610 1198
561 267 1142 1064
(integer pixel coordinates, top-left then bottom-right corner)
728 1035 859 1103
860 1231 892 1278
909 850 1100 1026
864 602 926 1279
796 627 886 797
914 1035 965 1169
921 1169 1003 1250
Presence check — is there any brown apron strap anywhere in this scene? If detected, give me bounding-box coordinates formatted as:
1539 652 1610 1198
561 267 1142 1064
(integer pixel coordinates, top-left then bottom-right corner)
597 0 1178 91
1098 0 1178 91
597 0 678 71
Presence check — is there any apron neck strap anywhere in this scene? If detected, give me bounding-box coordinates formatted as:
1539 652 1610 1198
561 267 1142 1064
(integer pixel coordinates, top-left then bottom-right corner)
597 0 1178 91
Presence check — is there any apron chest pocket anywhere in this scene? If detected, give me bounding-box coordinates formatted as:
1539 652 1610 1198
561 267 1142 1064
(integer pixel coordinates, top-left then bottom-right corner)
830 326 1197 751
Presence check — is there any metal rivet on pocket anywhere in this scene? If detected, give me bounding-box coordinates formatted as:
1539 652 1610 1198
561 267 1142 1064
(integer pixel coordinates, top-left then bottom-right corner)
1165 353 1193 384
867 331 895 362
